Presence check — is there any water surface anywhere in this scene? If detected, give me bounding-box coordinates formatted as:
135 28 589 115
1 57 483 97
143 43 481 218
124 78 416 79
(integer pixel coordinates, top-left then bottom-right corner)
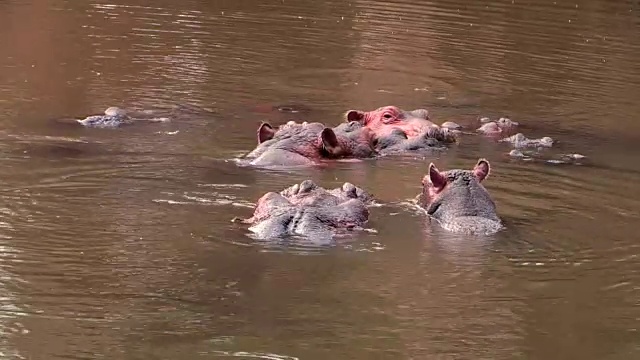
1 0 639 359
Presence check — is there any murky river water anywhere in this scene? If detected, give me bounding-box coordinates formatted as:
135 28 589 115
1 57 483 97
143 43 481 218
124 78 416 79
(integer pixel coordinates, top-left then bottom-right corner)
1 0 639 359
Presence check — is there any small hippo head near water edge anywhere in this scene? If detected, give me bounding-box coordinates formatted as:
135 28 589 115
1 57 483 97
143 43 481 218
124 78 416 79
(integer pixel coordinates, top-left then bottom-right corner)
417 158 503 235
243 120 377 168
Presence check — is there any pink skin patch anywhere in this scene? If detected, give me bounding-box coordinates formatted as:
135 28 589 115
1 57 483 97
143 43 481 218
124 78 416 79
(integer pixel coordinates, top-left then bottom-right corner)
346 106 436 139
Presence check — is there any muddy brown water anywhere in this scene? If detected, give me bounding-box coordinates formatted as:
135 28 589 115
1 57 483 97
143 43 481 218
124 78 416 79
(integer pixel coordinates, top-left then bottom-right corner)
1 0 639 359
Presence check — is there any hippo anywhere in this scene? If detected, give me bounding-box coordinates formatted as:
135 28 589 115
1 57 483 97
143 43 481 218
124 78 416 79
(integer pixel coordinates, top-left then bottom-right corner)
345 105 438 138
500 133 553 149
476 117 520 138
416 158 503 235
242 120 377 167
233 180 373 240
372 126 458 155
76 107 132 128
61 106 173 128
507 149 586 165
341 106 459 154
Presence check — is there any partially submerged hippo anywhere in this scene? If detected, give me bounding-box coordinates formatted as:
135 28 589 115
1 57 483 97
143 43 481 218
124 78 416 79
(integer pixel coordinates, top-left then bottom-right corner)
66 106 173 128
233 180 373 240
476 116 520 138
241 120 377 167
416 158 503 235
373 126 458 155
474 116 572 162
342 106 458 154
76 107 132 128
500 133 553 149
345 105 436 138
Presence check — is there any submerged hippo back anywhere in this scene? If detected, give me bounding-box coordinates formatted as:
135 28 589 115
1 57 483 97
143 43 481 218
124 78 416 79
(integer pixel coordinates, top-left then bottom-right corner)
248 207 335 241
242 180 372 240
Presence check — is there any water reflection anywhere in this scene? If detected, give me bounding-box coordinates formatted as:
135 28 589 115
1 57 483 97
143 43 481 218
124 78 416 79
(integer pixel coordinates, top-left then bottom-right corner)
0 195 28 359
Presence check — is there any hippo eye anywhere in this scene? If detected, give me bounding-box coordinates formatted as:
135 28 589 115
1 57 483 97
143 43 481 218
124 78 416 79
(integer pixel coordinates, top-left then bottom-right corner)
383 113 392 119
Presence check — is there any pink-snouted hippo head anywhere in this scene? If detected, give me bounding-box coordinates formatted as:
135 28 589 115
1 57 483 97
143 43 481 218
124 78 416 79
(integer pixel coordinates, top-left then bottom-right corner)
344 105 436 139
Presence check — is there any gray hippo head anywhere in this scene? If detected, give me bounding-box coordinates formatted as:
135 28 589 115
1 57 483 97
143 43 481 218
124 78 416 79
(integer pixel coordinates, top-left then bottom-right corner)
418 158 503 235
244 121 377 167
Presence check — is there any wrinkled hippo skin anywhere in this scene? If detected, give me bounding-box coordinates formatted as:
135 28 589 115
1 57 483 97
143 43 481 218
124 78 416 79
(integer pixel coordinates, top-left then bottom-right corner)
342 106 458 153
243 120 377 167
416 158 503 235
234 180 373 240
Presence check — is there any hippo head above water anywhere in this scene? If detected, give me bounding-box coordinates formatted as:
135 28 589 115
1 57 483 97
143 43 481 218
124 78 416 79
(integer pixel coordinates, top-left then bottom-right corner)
477 117 519 137
418 158 503 235
345 105 430 124
344 105 435 138
257 122 346 157
243 120 377 167
340 106 459 154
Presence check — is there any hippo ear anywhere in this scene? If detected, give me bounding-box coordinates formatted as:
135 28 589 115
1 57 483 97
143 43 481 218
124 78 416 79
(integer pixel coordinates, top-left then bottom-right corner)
428 163 447 190
473 158 490 182
345 110 364 123
257 122 275 144
320 128 343 156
